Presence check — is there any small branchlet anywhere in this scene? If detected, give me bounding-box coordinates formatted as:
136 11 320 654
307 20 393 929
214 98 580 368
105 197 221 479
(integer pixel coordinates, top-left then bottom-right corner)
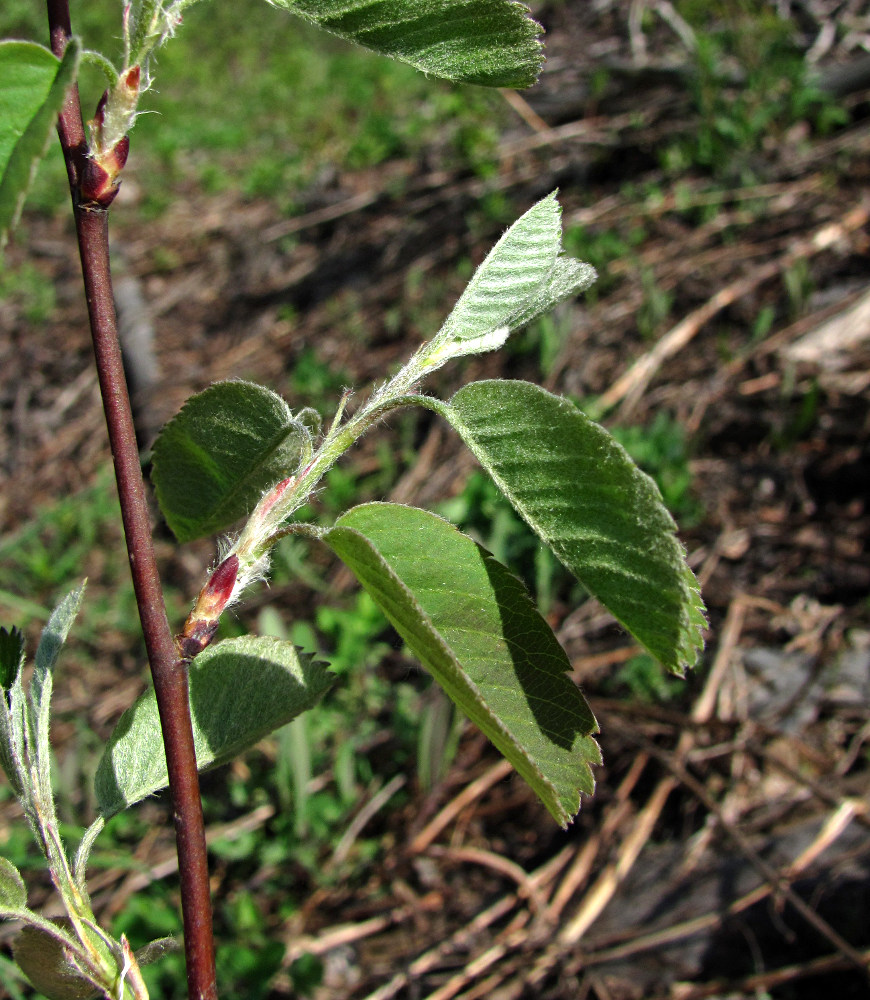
79 3 203 207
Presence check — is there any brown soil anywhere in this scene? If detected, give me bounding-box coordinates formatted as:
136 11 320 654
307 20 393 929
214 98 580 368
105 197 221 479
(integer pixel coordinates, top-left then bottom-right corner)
1 3 869 999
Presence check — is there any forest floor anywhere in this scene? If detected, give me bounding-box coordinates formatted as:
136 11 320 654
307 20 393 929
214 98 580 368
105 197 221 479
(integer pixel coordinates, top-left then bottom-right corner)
1 2 869 999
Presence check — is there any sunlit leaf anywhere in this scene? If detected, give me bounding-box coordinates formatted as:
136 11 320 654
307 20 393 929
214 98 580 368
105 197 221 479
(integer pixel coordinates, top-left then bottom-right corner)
29 585 85 815
322 503 600 827
0 857 27 911
445 381 706 674
268 0 544 87
425 192 595 365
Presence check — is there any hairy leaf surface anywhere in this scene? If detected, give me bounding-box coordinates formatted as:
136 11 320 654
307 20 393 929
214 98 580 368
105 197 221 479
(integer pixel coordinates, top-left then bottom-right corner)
0 40 79 249
322 503 599 827
446 381 706 674
95 636 333 817
0 857 27 911
426 192 595 364
152 381 312 542
13 920 96 1000
29 586 85 814
267 0 543 87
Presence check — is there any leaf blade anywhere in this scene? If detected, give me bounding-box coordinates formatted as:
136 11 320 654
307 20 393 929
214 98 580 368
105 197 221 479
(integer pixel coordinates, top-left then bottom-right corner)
0 40 79 250
420 193 596 369
434 192 561 350
95 636 334 817
25 585 85 824
151 381 311 542
322 503 599 827
446 381 706 674
267 0 544 87
0 857 27 910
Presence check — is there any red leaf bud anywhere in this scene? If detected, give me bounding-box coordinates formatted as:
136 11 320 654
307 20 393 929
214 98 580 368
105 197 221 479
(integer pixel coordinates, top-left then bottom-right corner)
198 554 240 619
80 159 120 207
93 89 108 128
106 136 130 174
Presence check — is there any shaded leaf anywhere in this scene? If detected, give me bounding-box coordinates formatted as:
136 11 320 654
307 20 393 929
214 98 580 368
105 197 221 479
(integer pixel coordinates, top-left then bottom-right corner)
95 636 334 817
13 920 97 1000
268 0 544 88
0 40 79 250
445 381 706 674
0 626 24 690
151 381 312 542
322 503 599 827
134 936 180 967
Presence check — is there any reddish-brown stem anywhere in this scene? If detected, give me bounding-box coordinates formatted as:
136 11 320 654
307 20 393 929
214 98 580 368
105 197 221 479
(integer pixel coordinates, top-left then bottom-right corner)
46 4 218 997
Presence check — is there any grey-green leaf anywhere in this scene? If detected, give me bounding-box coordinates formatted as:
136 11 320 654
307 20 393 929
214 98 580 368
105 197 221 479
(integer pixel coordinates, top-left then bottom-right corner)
13 921 98 1000
505 255 597 332
435 192 562 348
151 381 312 543
32 584 85 713
95 636 334 817
423 193 596 366
135 936 181 967
0 39 79 250
322 503 600 827
29 584 85 816
0 857 27 910
445 381 706 674
268 0 543 88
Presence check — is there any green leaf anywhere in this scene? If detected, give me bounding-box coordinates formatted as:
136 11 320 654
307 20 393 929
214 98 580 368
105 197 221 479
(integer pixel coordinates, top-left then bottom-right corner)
268 0 543 88
445 381 706 674
13 920 98 1000
95 636 334 817
32 584 85 716
424 193 596 365
0 857 27 910
0 669 26 802
29 585 85 816
322 503 600 827
151 381 313 542
0 40 79 250
505 255 597 332
134 937 181 967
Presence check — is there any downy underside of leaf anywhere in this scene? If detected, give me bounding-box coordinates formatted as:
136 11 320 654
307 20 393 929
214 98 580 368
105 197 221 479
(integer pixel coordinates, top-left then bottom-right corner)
426 192 596 365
